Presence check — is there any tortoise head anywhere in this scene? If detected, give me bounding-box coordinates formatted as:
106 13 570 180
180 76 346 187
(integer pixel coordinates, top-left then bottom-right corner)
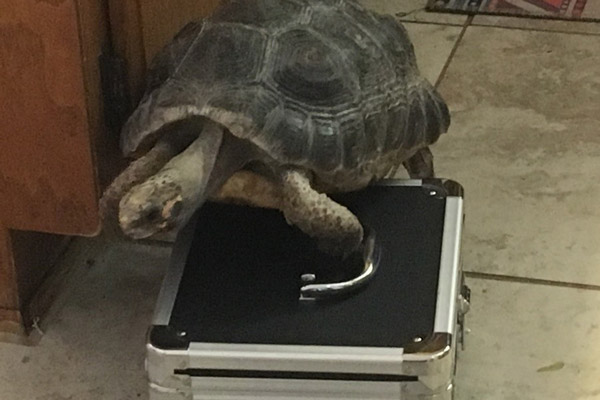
117 118 230 240
118 175 185 239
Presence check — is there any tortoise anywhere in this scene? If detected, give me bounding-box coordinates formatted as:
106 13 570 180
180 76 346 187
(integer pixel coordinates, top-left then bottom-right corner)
101 0 450 256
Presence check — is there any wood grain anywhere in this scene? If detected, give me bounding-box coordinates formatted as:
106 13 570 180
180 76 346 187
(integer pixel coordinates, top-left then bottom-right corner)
0 0 100 235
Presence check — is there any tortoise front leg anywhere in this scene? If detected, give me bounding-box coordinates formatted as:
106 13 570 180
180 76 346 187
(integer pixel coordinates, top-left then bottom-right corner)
403 146 435 179
281 169 363 256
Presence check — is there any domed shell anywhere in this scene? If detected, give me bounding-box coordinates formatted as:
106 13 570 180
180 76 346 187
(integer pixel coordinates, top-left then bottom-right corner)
121 0 450 174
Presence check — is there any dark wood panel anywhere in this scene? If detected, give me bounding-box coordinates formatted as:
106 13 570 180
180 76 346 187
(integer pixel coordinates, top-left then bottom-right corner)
0 307 26 345
108 0 148 103
139 0 222 65
0 226 18 310
76 0 122 190
11 230 71 310
0 0 99 235
108 0 221 104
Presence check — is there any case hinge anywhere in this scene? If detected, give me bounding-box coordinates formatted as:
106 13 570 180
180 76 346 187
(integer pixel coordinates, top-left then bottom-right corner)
457 281 471 350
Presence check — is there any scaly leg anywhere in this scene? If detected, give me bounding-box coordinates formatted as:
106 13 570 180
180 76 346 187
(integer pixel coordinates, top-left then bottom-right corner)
403 146 435 179
281 169 363 256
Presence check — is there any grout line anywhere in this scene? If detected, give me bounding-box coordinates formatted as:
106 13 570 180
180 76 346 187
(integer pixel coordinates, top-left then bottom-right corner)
465 271 600 291
469 21 600 37
434 15 473 88
399 19 467 28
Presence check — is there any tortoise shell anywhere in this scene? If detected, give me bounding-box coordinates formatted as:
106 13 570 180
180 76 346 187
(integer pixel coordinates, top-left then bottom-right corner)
121 0 450 177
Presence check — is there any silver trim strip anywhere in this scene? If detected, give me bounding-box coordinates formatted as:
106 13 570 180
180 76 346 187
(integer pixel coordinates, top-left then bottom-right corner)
433 196 463 334
376 179 423 187
187 343 404 375
190 377 402 399
152 214 199 325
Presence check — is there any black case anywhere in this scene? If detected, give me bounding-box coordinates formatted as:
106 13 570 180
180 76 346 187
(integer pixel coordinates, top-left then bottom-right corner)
147 179 469 400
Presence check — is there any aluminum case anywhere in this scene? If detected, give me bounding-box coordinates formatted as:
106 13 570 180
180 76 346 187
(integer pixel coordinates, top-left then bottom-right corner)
146 179 468 400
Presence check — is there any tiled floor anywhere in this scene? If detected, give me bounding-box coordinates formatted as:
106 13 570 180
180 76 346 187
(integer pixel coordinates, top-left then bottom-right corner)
0 237 170 399
2 1 600 399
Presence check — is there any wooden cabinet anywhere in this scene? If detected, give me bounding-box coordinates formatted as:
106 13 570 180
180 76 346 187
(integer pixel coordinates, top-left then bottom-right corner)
0 0 110 342
0 0 107 234
0 0 220 342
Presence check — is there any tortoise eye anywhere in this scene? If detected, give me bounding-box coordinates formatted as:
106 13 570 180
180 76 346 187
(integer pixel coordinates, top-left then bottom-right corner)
145 208 162 222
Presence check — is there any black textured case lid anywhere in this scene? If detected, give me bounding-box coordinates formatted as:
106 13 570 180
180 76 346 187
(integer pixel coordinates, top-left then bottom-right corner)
153 184 446 349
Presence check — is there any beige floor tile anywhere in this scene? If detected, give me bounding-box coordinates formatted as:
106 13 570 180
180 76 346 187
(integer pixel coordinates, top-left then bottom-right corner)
0 236 170 400
455 278 600 400
433 26 600 285
359 0 468 25
581 1 600 19
473 15 600 35
404 23 463 85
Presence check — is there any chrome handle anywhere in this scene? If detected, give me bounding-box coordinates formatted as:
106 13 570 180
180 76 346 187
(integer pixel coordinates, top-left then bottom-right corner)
299 230 380 301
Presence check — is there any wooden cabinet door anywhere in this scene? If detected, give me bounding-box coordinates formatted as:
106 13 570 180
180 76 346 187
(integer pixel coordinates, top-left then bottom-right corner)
0 0 109 341
0 0 102 235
